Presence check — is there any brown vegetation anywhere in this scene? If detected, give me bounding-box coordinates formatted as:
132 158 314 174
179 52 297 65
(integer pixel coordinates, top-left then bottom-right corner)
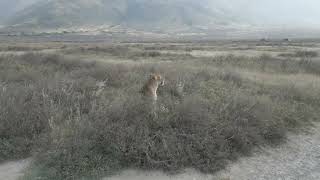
0 42 319 180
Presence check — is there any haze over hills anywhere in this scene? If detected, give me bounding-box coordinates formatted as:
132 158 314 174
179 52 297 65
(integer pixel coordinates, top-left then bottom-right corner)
0 0 40 23
1 0 320 38
4 0 239 32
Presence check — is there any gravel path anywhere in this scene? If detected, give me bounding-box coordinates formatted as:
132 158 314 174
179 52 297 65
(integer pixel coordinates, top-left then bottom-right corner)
1 125 319 180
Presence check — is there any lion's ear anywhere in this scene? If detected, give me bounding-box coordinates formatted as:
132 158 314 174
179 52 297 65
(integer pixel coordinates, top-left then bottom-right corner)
150 74 156 80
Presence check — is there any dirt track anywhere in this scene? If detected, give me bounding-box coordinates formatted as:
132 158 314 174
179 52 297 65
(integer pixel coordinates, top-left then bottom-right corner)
213 124 320 180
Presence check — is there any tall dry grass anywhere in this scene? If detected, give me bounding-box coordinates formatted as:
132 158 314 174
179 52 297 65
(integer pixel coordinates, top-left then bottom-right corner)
0 46 319 179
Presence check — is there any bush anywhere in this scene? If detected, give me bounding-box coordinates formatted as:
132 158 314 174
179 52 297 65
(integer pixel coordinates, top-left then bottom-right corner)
0 51 319 179
0 84 50 161
295 50 318 58
32 84 287 179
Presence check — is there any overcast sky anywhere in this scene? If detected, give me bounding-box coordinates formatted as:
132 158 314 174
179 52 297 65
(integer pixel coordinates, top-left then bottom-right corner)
209 0 320 27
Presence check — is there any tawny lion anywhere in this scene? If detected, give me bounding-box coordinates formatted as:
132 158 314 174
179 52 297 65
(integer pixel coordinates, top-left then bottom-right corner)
141 73 165 101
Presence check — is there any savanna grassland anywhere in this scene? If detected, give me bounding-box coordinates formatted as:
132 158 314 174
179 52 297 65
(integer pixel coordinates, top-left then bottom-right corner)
0 39 320 180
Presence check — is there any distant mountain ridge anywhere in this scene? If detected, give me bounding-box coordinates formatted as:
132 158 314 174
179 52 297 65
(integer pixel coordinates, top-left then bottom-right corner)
1 0 320 39
4 0 238 32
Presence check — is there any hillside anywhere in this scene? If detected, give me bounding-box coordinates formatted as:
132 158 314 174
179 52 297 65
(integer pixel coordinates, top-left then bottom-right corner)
0 0 39 24
5 0 237 32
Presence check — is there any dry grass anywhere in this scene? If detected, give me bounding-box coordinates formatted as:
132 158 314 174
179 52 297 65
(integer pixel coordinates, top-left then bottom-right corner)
0 42 319 180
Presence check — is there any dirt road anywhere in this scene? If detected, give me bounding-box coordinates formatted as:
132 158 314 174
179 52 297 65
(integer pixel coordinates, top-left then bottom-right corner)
213 125 320 180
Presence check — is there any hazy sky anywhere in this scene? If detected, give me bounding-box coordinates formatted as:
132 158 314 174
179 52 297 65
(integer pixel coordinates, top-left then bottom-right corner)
209 0 320 27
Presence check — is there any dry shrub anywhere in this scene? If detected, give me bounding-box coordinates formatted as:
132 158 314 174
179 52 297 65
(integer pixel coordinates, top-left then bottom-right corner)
0 51 318 179
295 50 318 58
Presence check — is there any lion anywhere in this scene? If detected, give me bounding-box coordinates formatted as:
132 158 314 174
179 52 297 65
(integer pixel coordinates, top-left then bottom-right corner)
140 73 165 101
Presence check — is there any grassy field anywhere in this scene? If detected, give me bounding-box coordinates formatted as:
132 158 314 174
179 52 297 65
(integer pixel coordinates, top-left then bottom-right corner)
0 40 320 179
